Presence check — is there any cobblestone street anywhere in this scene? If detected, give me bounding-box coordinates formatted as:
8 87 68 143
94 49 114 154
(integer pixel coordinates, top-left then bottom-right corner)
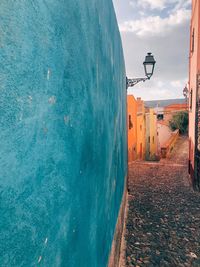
124 137 200 267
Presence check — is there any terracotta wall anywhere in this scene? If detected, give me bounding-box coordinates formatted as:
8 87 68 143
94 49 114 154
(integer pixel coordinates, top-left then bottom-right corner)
189 0 200 179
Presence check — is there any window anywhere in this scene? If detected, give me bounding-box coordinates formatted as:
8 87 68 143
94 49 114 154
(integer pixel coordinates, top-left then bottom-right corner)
153 136 155 144
190 89 193 110
129 115 133 130
191 28 195 53
157 114 164 120
148 136 150 143
140 125 142 131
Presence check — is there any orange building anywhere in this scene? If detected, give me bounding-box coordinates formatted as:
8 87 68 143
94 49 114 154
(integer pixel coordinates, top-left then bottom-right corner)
188 0 200 190
127 95 137 162
136 98 146 159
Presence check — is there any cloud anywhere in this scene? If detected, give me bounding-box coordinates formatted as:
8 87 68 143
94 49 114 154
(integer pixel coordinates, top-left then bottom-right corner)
131 0 191 11
112 0 190 100
170 80 187 88
119 9 191 37
127 78 188 100
120 20 190 100
171 0 191 11
136 0 167 10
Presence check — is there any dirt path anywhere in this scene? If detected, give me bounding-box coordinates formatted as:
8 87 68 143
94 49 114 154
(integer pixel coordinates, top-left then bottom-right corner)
124 137 200 267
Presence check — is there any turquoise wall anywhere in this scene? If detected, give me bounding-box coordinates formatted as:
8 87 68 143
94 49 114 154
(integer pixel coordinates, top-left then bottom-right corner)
0 1 127 266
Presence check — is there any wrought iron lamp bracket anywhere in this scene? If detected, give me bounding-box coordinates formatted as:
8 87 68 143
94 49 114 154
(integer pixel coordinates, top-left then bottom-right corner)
126 77 150 89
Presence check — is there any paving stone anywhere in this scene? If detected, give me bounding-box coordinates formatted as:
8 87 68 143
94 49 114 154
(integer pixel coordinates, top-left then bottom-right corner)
125 137 200 267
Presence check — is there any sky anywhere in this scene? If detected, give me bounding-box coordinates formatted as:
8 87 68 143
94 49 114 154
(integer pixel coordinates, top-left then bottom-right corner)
112 0 191 100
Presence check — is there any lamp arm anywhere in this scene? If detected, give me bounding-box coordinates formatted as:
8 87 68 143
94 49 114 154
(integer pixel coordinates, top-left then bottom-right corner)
126 77 150 88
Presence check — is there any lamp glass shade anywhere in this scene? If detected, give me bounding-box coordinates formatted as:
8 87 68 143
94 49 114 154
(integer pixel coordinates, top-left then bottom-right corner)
143 53 156 79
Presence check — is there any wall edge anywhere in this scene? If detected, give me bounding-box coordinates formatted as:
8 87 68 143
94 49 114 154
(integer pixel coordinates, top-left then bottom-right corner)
108 177 128 267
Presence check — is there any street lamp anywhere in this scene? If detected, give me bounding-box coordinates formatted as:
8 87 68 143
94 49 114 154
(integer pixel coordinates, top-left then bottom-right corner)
183 85 189 106
126 52 156 89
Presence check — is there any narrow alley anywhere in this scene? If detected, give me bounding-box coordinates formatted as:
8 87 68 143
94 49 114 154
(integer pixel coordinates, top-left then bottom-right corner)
124 137 200 267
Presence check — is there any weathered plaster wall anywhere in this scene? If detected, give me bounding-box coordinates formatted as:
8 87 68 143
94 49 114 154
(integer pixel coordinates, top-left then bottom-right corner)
149 109 158 159
127 95 137 162
189 0 200 178
0 1 127 266
145 113 150 160
157 123 172 148
145 109 158 160
137 99 146 160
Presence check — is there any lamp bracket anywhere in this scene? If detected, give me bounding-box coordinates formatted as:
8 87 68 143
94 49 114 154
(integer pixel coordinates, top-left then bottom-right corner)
126 77 150 89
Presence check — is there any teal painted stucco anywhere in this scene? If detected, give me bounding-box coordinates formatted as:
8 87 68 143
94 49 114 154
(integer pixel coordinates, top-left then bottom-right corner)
0 1 127 266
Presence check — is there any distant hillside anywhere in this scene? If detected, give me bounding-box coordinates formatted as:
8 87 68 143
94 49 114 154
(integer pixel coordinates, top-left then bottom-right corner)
145 98 185 108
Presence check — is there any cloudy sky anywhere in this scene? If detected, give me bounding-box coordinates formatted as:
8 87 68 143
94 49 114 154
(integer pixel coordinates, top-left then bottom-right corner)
112 0 191 100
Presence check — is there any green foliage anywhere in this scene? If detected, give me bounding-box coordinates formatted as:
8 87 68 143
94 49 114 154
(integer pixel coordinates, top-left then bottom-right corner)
169 111 189 134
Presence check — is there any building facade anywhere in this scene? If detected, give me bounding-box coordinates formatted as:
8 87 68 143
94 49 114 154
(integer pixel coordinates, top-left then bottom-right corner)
145 108 158 160
157 121 172 148
127 95 137 162
188 0 200 190
137 98 146 159
157 121 179 159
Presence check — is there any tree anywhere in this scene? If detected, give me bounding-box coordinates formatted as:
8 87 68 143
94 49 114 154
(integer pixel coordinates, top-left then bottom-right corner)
169 111 189 134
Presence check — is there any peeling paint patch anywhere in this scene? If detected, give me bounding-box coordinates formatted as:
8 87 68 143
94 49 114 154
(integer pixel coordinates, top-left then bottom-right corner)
28 95 32 103
47 69 51 80
19 113 23 121
113 179 116 191
38 256 42 263
64 115 69 124
43 127 48 134
48 96 56 105
16 97 23 103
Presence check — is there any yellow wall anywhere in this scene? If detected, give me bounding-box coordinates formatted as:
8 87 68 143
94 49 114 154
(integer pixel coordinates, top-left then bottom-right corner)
136 99 146 159
150 109 158 158
127 95 137 162
145 108 158 160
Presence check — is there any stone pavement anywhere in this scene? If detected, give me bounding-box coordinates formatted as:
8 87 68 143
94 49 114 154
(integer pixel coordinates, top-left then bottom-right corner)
124 137 200 267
